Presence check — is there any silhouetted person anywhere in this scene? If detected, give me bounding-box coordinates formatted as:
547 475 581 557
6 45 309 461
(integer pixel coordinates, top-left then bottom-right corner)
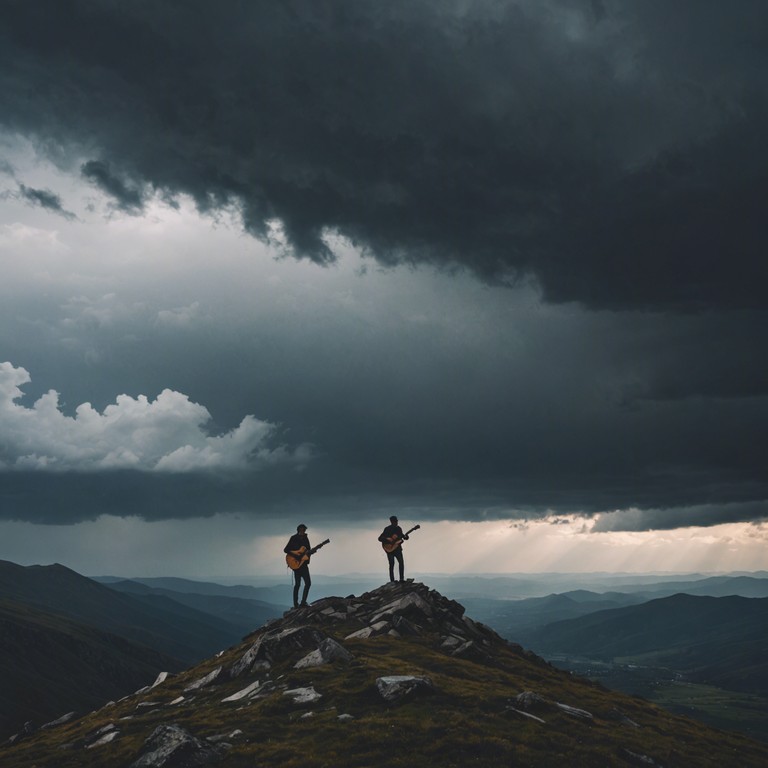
284 523 312 607
378 515 408 582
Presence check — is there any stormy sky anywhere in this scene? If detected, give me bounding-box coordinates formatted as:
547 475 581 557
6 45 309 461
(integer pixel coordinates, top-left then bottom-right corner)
0 1 766 577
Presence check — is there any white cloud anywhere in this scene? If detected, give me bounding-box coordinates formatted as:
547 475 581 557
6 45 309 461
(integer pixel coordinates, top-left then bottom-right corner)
0 361 310 473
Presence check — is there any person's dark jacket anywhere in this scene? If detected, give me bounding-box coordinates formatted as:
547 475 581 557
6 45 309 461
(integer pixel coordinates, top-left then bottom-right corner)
378 524 406 545
284 533 310 555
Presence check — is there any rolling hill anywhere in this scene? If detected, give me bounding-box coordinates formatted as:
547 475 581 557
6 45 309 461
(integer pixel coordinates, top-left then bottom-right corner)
105 579 285 635
527 593 768 695
0 598 181 740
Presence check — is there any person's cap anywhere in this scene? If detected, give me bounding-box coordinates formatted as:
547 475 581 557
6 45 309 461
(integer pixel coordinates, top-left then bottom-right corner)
297 523 307 531
389 515 398 524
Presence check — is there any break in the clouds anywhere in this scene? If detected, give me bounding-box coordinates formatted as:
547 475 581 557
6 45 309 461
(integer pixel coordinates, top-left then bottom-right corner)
2 1 767 310
0 362 310 474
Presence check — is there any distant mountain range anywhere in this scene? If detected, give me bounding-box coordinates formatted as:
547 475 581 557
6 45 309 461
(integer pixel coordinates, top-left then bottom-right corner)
0 560 261 664
105 579 285 635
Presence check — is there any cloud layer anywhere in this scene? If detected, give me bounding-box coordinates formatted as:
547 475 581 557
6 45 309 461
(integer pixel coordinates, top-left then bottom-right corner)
2 1 767 310
0 362 309 473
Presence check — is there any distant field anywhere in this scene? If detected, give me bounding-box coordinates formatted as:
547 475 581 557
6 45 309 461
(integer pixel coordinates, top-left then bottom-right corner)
547 656 768 743
650 681 768 744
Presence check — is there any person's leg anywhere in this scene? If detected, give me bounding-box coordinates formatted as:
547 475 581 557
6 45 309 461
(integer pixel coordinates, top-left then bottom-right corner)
387 552 396 581
300 566 311 605
292 570 301 607
395 549 404 581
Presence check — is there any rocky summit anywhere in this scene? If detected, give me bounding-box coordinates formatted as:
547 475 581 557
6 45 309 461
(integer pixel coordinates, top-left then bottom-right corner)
3 580 768 767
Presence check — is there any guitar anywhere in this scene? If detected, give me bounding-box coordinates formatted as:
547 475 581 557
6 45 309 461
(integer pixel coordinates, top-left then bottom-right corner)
286 538 330 570
381 524 420 553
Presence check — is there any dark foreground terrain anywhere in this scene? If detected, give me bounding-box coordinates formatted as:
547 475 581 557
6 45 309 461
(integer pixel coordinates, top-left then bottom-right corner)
4 581 768 768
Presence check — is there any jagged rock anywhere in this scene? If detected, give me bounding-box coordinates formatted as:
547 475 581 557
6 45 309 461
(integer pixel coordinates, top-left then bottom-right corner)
607 708 640 728
184 666 223 692
221 680 262 702
345 626 375 640
282 686 322 704
86 729 120 748
83 723 119 749
5 721 36 747
294 637 353 668
40 711 76 730
229 626 325 676
376 675 434 702
556 702 593 720
130 724 225 767
515 691 552 712
514 692 592 720
506 707 546 724
151 671 171 688
451 639 493 663
391 614 421 635
207 729 243 744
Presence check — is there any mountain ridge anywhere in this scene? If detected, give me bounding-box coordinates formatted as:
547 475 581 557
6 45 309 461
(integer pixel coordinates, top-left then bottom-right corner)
4 580 768 767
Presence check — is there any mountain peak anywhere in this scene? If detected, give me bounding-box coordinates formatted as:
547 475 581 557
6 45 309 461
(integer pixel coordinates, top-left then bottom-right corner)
4 580 768 767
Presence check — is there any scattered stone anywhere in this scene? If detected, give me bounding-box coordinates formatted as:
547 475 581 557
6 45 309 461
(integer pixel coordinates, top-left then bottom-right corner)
40 711 76 730
506 707 546 724
556 702 593 720
345 626 375 640
221 680 262 702
5 721 36 747
337 713 355 722
514 691 551 712
207 729 243 744
137 701 162 709
607 708 640 728
300 711 315 719
184 666 223 692
151 672 171 688
129 724 225 767
169 696 185 706
283 686 322 705
376 675 434 702
294 637 354 668
86 730 120 748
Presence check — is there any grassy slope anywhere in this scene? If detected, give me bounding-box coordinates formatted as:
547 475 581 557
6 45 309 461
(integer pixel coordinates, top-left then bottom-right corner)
0 598 182 739
5 602 768 767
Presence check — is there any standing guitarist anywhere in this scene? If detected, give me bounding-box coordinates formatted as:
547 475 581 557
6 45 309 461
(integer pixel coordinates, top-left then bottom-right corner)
378 515 409 582
284 523 312 608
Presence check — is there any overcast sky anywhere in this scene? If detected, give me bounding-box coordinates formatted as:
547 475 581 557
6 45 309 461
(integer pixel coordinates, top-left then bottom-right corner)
0 1 765 578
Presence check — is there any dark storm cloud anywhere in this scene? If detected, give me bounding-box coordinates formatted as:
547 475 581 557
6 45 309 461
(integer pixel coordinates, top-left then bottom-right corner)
592 501 768 532
18 183 76 220
2 0 767 310
80 160 145 213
